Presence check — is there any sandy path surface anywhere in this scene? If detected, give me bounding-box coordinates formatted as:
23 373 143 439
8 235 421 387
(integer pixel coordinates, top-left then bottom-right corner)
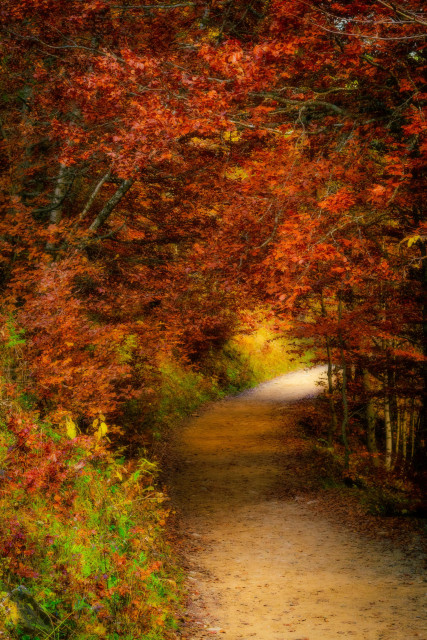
170 367 426 640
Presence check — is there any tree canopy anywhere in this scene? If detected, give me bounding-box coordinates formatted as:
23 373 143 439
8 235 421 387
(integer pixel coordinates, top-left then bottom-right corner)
0 0 425 461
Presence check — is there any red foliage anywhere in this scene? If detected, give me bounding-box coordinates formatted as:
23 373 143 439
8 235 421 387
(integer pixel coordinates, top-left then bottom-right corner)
0 1 425 462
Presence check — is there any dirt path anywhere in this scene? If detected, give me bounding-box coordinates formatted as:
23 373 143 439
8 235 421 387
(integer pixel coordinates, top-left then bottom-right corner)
170 367 426 640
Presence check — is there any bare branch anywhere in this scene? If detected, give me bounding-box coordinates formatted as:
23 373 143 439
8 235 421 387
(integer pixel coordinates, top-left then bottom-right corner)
375 1 427 27
296 1 427 39
4 28 125 63
304 17 426 41
251 92 349 115
111 2 195 8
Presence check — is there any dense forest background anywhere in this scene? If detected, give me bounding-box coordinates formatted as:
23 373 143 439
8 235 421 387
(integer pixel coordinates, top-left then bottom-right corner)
0 1 425 639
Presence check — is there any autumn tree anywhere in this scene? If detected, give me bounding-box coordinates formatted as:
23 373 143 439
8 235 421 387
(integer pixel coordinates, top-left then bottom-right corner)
0 0 425 470
191 0 426 470
0 0 248 421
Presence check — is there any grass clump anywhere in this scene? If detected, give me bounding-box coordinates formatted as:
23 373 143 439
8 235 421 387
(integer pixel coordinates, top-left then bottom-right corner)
155 361 217 427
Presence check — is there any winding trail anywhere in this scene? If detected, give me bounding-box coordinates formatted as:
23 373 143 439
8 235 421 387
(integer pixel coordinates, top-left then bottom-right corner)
171 367 426 640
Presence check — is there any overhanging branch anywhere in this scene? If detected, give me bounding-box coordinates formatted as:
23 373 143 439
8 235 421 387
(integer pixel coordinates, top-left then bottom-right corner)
251 92 349 115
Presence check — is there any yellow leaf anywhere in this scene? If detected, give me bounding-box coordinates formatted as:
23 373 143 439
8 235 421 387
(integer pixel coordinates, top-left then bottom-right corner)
222 129 241 143
115 470 123 481
96 422 108 439
65 417 77 439
92 418 99 428
0 596 20 625
91 624 107 637
189 136 220 151
207 27 220 40
407 235 420 247
99 414 106 421
223 166 249 181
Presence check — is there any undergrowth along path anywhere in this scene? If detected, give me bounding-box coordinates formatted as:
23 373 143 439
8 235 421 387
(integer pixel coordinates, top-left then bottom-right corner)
170 367 426 640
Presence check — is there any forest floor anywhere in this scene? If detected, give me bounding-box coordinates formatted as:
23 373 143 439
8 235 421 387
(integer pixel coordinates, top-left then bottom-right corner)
168 366 426 640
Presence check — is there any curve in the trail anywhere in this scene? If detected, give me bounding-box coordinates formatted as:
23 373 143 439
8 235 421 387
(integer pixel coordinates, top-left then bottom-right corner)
171 366 426 640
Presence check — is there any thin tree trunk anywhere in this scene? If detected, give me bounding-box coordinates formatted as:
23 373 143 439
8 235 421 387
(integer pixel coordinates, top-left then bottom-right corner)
417 238 427 467
326 337 338 446
391 340 399 468
410 406 416 462
394 399 401 469
384 373 393 471
402 401 408 463
338 297 350 469
50 163 69 225
321 290 338 446
79 169 111 222
89 178 134 232
340 350 351 469
380 287 393 471
362 368 378 461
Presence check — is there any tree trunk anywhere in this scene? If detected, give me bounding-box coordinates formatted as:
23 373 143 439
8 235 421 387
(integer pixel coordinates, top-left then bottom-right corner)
340 350 351 469
402 401 408 463
326 336 338 446
417 238 427 468
50 163 69 225
338 297 350 469
79 169 111 222
89 178 134 232
394 400 401 469
384 385 393 471
411 406 416 462
362 368 378 460
320 290 338 446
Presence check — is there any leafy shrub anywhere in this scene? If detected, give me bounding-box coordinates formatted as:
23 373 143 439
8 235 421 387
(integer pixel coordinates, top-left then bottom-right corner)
0 412 179 640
